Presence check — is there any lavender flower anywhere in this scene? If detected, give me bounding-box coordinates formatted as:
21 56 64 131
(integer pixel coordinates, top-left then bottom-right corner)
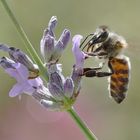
0 44 39 78
0 57 42 97
0 17 86 111
71 35 87 97
72 35 86 69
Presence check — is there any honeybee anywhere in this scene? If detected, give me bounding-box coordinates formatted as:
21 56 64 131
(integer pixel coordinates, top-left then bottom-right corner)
80 26 131 103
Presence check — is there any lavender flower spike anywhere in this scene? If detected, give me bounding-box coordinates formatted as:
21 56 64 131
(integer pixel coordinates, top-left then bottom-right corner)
0 17 86 111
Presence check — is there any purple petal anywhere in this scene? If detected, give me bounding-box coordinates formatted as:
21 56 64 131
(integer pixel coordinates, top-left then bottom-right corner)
28 77 43 87
5 67 22 82
5 63 29 82
72 35 87 68
72 35 83 49
14 63 29 80
9 81 35 97
9 83 23 97
23 82 36 95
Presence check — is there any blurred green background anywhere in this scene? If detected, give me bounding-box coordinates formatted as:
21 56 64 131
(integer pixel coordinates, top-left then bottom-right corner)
0 0 139 140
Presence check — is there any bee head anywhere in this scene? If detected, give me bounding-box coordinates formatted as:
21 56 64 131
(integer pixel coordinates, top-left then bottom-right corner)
90 25 109 44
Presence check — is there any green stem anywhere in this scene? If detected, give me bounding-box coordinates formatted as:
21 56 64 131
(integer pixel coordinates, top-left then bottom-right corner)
0 0 48 81
67 107 98 140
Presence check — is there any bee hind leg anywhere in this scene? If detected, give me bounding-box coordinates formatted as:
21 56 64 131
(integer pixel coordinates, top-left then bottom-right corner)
82 61 114 78
82 68 112 77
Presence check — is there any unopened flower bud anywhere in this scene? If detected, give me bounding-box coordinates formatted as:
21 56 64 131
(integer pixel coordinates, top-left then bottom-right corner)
48 83 64 100
49 71 64 90
40 34 55 62
58 29 71 48
52 29 70 61
64 77 74 98
40 99 63 111
48 16 57 36
8 47 36 70
7 47 39 79
0 44 37 71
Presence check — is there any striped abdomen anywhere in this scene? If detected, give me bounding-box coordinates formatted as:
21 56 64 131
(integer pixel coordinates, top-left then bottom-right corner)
108 56 131 103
